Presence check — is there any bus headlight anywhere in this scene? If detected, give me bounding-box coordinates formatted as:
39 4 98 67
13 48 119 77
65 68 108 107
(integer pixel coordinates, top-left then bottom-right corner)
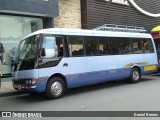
26 79 36 84
26 80 29 84
29 80 32 84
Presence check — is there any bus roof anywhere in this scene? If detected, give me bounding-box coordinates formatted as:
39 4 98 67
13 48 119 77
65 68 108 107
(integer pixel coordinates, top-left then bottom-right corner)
23 28 153 40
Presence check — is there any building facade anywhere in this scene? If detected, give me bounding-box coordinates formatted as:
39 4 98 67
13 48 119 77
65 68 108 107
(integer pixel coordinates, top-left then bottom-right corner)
81 0 160 31
54 0 81 28
0 0 58 74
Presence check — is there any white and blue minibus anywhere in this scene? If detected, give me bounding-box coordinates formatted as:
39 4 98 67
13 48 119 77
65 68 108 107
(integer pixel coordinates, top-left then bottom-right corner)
12 27 158 99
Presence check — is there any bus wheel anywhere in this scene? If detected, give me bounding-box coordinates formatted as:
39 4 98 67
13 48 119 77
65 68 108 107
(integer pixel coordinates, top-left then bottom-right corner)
45 77 66 99
129 68 141 83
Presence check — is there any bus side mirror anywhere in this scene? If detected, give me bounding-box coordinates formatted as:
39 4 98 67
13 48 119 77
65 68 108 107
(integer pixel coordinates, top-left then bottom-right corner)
41 48 46 57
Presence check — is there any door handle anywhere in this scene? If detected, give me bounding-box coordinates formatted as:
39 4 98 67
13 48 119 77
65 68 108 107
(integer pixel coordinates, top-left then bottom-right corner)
63 63 68 67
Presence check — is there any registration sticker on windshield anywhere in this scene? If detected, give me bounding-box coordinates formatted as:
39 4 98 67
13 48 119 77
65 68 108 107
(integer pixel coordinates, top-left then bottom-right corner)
144 65 156 71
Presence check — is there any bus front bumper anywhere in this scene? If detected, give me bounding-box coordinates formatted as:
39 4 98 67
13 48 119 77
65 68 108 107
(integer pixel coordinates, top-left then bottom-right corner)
12 78 38 92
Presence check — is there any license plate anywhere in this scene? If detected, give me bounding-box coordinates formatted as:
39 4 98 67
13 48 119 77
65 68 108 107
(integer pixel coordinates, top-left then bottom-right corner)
144 65 156 71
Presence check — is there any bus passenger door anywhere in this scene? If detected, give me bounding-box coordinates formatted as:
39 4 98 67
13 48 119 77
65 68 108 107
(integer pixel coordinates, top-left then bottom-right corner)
38 35 69 91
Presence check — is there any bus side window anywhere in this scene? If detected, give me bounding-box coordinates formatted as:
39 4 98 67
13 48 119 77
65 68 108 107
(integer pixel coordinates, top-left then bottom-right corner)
145 39 154 53
56 37 64 57
132 38 154 54
58 47 63 57
121 38 133 54
42 36 64 58
84 36 99 56
97 37 110 55
109 38 121 55
67 36 84 57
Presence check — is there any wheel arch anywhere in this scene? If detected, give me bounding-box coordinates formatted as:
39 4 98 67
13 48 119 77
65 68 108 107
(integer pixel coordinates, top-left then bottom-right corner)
47 73 68 88
131 65 141 75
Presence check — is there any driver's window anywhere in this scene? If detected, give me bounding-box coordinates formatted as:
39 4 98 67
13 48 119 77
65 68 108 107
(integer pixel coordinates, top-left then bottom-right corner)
42 36 64 58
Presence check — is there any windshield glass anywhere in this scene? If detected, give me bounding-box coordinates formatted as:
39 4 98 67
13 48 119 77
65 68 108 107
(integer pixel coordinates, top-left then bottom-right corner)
15 35 38 61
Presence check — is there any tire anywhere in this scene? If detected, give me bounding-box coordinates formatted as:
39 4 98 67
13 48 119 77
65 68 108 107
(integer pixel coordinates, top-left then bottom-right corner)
129 68 141 83
45 77 66 99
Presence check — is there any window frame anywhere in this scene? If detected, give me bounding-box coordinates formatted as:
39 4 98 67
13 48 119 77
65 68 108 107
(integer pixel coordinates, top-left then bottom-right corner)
131 38 155 54
84 36 99 56
67 35 85 57
55 35 155 58
40 34 66 59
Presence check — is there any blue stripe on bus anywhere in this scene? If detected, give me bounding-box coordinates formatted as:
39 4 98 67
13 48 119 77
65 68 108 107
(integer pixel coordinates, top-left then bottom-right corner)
37 68 131 92
66 68 131 88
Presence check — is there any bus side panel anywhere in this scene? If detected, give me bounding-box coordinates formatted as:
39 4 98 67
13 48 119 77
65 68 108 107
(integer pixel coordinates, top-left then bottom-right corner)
66 68 131 88
37 58 70 92
66 54 157 88
66 56 131 88
140 53 158 75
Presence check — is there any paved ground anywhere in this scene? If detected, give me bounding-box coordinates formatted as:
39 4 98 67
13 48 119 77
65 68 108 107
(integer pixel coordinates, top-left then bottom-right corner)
0 77 14 93
0 75 160 120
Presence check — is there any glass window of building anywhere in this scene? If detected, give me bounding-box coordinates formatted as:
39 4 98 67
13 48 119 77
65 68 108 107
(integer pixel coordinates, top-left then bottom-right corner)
0 15 43 74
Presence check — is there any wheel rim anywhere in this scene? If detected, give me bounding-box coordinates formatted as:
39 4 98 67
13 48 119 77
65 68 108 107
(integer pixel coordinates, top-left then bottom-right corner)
51 81 63 96
133 70 139 81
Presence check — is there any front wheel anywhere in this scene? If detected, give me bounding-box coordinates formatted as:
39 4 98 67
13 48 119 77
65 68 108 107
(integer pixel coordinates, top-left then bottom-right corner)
129 68 141 83
45 77 66 99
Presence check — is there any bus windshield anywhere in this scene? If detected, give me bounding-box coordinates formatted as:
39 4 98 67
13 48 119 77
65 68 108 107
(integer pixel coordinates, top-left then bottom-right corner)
15 35 38 61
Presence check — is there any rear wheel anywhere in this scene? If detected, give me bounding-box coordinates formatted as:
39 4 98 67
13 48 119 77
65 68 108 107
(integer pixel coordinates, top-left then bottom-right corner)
45 77 66 99
129 68 141 83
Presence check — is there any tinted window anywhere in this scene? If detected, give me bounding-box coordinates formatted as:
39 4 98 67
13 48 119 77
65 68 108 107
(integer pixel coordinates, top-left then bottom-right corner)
120 38 133 54
97 37 110 55
132 38 154 54
66 36 154 57
84 36 99 56
145 39 154 53
68 36 84 57
56 37 64 57
109 37 121 55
